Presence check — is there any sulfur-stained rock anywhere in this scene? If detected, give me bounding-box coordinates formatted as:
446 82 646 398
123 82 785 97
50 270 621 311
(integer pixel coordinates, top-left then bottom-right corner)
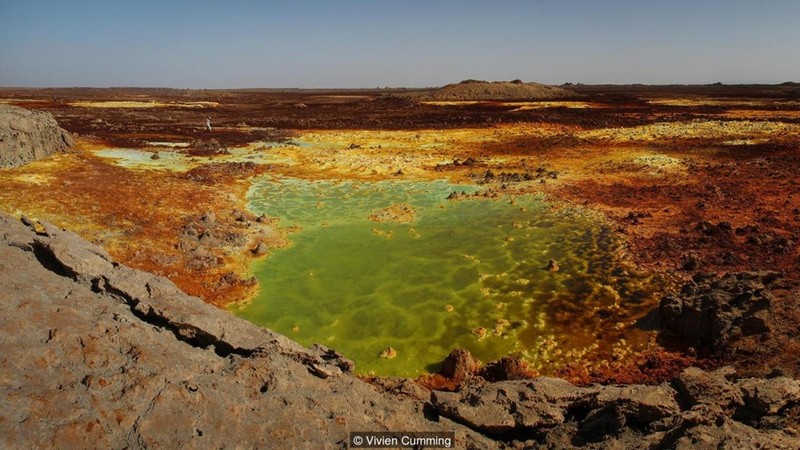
439 348 480 383
252 242 269 256
379 347 397 359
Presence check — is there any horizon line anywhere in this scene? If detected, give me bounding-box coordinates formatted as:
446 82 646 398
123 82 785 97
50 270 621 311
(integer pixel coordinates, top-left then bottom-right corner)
1 81 798 91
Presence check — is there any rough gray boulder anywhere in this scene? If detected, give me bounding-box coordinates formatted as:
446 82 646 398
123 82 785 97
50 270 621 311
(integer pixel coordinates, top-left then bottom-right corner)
431 377 591 434
673 366 744 411
0 104 74 168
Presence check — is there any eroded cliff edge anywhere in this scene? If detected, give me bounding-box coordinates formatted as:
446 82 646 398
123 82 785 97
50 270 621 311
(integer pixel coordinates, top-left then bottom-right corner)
2 212 799 449
0 104 74 168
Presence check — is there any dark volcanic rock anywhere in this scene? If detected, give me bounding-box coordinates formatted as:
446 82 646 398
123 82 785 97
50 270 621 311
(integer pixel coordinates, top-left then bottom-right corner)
0 104 74 168
186 138 228 156
659 271 780 350
659 272 800 379
478 356 538 382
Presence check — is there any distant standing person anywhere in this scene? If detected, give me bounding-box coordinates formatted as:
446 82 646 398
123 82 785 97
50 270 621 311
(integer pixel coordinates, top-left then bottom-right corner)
206 117 212 132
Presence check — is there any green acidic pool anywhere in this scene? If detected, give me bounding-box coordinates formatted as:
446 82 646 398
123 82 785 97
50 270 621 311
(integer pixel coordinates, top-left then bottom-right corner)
232 177 663 377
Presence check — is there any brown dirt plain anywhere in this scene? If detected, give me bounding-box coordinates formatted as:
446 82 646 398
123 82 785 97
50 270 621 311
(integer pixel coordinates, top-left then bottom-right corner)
1 84 799 384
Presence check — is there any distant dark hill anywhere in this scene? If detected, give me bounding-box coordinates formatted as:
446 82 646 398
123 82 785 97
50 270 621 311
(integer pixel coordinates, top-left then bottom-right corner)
423 79 578 101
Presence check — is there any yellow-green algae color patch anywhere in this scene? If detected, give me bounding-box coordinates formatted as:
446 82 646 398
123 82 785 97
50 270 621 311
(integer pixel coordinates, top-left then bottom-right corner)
93 142 295 172
233 177 664 377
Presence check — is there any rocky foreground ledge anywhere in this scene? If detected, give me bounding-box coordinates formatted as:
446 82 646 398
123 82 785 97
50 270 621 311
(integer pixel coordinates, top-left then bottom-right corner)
1 212 799 449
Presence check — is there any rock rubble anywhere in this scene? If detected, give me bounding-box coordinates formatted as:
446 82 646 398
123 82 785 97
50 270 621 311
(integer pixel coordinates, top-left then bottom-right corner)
431 368 800 449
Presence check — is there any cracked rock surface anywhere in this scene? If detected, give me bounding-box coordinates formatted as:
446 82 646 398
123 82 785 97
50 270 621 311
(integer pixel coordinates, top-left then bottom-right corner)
2 211 799 449
0 104 74 168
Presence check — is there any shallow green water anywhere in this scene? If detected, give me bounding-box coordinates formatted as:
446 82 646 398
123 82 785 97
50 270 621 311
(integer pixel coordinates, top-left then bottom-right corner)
233 177 663 377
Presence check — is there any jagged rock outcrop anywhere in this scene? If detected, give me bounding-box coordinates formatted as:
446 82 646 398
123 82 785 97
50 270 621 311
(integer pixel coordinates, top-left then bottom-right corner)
660 272 778 350
0 104 74 168
660 271 800 377
431 368 800 448
2 212 799 448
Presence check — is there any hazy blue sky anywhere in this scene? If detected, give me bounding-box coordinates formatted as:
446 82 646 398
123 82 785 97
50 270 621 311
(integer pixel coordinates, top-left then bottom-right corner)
1 0 798 88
